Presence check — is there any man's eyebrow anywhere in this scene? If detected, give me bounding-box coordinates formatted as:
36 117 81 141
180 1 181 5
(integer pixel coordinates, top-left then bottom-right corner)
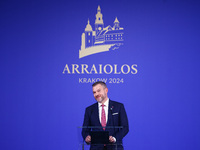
93 88 101 93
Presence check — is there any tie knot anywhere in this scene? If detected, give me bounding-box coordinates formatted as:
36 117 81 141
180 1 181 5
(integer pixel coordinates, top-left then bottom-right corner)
101 104 105 107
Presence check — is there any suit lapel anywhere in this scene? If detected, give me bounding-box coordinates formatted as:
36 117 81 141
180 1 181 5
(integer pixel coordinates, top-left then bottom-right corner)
93 103 101 126
107 100 113 126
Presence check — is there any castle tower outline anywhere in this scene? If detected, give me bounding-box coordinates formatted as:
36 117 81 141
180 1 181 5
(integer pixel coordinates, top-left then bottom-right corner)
79 5 124 58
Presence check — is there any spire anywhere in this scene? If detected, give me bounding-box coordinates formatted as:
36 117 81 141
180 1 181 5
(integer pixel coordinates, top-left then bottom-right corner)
114 17 119 23
113 17 120 30
85 19 93 31
95 5 104 24
97 5 101 12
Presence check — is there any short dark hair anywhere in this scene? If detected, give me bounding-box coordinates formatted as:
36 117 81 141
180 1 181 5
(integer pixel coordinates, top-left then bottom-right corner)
92 81 107 89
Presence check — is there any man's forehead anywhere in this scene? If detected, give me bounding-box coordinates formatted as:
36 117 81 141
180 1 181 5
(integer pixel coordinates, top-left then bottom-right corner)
93 84 102 89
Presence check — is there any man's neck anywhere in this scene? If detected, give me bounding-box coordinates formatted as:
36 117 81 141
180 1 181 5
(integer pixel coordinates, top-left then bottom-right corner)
101 98 109 105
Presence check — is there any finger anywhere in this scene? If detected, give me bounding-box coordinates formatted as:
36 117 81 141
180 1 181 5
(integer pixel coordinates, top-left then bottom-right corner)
109 138 113 142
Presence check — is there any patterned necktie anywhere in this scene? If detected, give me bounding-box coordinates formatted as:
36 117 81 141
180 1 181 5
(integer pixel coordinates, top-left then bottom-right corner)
101 104 106 130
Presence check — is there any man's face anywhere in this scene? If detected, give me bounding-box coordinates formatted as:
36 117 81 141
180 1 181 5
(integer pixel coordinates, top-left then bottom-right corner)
92 84 108 104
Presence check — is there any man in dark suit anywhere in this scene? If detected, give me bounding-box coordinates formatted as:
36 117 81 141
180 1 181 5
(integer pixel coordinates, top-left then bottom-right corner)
82 81 129 150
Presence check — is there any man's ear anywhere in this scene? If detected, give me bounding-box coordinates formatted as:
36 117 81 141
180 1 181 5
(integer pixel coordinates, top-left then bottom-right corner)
106 88 108 93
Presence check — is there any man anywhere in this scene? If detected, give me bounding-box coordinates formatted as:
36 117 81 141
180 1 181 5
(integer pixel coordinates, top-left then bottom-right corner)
82 81 129 150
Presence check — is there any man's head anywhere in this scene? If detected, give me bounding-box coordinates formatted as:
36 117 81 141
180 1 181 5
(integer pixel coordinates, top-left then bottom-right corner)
92 81 108 104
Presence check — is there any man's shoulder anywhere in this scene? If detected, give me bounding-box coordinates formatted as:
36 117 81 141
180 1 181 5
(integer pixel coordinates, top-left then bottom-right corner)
109 99 124 106
85 102 98 111
109 100 125 110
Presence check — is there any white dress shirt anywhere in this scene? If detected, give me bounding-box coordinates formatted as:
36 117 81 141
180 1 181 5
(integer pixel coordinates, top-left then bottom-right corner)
98 98 116 142
98 98 109 124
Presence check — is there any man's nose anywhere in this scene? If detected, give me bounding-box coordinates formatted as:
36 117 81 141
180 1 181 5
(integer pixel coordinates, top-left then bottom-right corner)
95 92 99 96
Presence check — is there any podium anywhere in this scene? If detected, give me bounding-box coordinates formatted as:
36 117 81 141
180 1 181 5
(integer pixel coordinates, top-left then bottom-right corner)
78 126 124 150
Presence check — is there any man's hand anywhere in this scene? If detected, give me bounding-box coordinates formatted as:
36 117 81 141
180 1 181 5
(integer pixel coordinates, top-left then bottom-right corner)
85 135 91 144
109 136 116 143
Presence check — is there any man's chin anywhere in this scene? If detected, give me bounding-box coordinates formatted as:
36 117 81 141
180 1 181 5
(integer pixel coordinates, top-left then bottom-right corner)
96 98 103 103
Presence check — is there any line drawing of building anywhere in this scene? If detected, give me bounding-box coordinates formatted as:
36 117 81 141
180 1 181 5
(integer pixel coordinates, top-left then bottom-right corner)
79 5 124 58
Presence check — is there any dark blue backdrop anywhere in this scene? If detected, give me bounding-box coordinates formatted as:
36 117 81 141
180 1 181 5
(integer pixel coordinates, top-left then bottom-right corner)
1 0 200 150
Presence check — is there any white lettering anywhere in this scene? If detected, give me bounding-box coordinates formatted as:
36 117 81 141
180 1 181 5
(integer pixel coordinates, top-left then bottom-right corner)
131 64 138 74
81 64 89 74
99 64 103 74
104 64 113 74
62 64 71 74
72 64 80 74
90 64 98 74
114 64 121 74
121 64 130 74
63 64 138 75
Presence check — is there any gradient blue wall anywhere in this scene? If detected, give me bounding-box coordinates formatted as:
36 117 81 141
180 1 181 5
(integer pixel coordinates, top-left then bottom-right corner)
1 0 200 150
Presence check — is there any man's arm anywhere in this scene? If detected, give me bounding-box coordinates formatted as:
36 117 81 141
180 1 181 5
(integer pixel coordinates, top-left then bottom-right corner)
81 107 91 142
115 104 129 141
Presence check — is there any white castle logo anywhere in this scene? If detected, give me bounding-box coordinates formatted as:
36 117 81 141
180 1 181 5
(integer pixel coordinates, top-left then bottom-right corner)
79 6 124 58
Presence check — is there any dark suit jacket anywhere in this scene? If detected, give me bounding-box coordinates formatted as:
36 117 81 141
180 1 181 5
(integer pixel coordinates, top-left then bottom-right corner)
82 99 129 150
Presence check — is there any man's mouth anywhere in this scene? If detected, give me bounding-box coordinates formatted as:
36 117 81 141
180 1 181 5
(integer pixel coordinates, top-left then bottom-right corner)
96 95 101 99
